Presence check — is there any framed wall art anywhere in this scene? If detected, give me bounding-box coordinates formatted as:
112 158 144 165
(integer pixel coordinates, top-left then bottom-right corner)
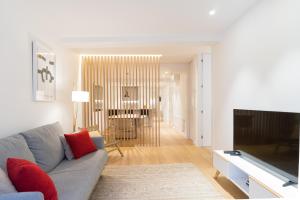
122 86 138 101
32 41 56 101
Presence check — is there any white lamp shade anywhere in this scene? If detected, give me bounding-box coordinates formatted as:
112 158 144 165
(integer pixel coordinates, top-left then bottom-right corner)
72 91 89 102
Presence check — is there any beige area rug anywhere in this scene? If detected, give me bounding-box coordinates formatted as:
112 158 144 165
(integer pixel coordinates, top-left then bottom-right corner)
90 163 226 200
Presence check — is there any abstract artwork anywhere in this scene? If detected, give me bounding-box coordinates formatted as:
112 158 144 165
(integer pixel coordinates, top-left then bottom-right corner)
32 41 56 101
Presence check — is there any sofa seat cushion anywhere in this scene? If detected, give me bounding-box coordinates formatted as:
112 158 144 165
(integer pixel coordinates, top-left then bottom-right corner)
0 135 36 172
21 122 65 172
49 150 108 200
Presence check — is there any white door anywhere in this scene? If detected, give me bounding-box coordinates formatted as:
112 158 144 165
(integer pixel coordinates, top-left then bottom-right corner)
198 53 212 147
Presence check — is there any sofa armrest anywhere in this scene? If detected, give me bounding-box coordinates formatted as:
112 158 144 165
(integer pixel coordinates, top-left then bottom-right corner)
91 136 105 149
0 192 44 200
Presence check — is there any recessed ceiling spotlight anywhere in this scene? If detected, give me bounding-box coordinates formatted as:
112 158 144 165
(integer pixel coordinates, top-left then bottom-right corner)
209 9 216 16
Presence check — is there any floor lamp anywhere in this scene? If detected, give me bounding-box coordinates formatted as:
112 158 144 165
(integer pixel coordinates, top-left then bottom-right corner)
72 91 89 132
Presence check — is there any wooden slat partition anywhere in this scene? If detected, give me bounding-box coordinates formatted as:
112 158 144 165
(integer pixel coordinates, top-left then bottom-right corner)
81 55 161 146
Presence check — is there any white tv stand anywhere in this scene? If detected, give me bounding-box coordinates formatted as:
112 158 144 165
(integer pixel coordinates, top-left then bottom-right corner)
213 150 299 198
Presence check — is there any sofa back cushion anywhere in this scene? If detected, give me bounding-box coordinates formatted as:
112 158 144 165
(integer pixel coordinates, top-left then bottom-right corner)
60 136 74 160
0 168 17 194
0 135 36 172
21 122 65 172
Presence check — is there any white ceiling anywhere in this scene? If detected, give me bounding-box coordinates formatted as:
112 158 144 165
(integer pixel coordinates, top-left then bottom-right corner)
15 0 259 63
55 0 259 40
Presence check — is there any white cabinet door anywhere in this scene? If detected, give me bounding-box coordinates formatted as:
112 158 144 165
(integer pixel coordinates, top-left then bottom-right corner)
249 177 278 199
213 152 229 178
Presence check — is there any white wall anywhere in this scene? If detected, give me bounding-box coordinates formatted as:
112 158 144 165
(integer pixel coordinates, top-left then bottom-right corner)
212 0 300 150
0 1 77 138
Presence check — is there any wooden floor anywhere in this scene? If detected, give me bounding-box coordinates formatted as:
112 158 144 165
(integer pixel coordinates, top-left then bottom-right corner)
107 123 248 199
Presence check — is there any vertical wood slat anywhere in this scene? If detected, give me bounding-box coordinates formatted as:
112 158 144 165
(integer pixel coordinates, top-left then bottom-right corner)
89 56 93 127
127 56 131 144
154 56 157 146
95 56 99 130
143 57 146 146
106 57 109 140
155 57 157 145
129 56 132 144
84 57 89 127
144 58 149 146
115 56 119 144
148 56 151 146
102 55 107 139
151 56 154 146
108 56 111 141
112 56 115 143
90 56 94 127
141 57 145 146
155 55 160 145
81 55 160 146
100 56 103 135
148 57 151 146
124 56 127 143
122 56 126 144
87 56 91 127
118 56 122 146
155 56 158 146
82 57 86 128
137 56 141 146
158 57 161 146
92 56 96 128
135 56 138 146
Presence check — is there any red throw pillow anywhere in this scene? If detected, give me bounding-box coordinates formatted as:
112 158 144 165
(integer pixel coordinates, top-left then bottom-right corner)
64 128 97 159
7 158 58 200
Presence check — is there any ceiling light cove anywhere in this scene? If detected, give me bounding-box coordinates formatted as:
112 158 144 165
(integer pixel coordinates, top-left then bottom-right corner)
209 9 216 16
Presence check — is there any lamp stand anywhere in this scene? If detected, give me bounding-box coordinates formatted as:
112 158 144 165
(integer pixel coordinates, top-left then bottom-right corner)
73 102 78 132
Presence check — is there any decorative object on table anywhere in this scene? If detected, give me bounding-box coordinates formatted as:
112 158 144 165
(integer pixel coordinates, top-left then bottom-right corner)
32 41 56 101
84 125 124 157
72 91 89 132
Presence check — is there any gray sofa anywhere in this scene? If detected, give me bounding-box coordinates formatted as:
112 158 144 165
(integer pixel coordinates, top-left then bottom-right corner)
0 122 108 200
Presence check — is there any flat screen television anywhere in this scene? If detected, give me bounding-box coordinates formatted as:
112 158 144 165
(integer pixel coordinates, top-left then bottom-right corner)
234 109 300 184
